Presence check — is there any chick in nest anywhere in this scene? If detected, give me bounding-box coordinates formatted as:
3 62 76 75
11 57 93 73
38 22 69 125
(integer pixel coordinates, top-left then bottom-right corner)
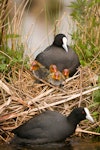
47 64 65 86
30 60 49 80
62 68 69 79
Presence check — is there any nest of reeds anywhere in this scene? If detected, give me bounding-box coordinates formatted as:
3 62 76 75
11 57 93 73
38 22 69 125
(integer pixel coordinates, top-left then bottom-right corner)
0 65 100 143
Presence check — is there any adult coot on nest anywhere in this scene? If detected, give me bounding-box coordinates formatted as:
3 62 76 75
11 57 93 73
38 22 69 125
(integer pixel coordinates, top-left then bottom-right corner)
11 107 94 145
35 34 80 77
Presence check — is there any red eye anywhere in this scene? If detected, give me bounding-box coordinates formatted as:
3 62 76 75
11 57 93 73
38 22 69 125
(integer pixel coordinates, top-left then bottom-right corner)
82 111 85 114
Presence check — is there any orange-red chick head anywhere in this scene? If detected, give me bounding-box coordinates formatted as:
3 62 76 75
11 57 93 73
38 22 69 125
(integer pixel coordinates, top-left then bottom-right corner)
49 64 58 73
30 61 41 71
52 71 61 80
62 69 69 78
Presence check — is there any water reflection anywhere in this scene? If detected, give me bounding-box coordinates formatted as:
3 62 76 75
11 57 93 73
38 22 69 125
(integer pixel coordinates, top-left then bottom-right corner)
0 142 72 150
0 139 100 150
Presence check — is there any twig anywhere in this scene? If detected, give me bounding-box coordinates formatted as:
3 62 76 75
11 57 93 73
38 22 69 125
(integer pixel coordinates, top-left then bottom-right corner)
0 80 12 95
0 50 12 60
29 86 100 112
76 128 100 136
0 97 12 114
79 68 83 107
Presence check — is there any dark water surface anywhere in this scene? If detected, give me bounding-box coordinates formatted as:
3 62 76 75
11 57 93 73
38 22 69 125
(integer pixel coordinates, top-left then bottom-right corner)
0 138 100 150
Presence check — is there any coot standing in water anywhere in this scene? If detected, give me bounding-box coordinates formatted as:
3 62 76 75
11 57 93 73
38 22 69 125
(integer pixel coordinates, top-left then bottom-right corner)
11 107 94 145
35 34 80 77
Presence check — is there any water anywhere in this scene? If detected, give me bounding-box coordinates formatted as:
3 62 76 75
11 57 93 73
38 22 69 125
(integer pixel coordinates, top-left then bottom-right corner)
20 0 77 58
0 138 100 150
10 0 77 58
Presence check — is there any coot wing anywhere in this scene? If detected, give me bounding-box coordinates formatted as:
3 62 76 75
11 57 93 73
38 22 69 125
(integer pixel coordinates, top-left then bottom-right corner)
36 45 80 76
12 111 66 140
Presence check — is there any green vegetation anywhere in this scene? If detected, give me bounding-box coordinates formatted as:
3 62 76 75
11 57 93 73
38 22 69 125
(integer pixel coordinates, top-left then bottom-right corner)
0 45 29 72
0 0 99 72
92 77 100 116
0 0 29 74
70 0 100 133
45 0 63 24
0 0 99 137
70 0 100 66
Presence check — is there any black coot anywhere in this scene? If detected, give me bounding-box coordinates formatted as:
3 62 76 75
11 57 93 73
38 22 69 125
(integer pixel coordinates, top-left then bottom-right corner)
11 107 94 145
35 34 80 77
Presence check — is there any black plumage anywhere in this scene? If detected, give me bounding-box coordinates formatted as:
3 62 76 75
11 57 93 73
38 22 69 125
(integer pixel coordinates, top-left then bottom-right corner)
11 107 94 145
35 34 80 77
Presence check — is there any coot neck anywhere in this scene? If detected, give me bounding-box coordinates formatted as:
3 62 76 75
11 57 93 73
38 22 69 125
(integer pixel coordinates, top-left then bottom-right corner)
67 113 81 126
52 43 69 52
52 42 61 48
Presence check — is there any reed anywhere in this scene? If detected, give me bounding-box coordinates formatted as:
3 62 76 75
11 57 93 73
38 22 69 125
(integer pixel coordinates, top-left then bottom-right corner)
0 66 100 142
70 0 100 66
0 0 100 143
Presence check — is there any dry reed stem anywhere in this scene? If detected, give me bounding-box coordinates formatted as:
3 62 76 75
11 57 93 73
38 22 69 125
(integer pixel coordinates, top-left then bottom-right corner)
76 128 100 136
0 80 12 95
0 66 100 143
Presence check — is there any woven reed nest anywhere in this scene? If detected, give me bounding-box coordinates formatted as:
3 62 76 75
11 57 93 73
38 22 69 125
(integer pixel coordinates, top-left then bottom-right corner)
0 65 100 143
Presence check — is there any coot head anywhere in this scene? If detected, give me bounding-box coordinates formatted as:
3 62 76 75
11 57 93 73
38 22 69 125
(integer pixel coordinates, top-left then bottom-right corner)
53 34 68 52
68 107 94 125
